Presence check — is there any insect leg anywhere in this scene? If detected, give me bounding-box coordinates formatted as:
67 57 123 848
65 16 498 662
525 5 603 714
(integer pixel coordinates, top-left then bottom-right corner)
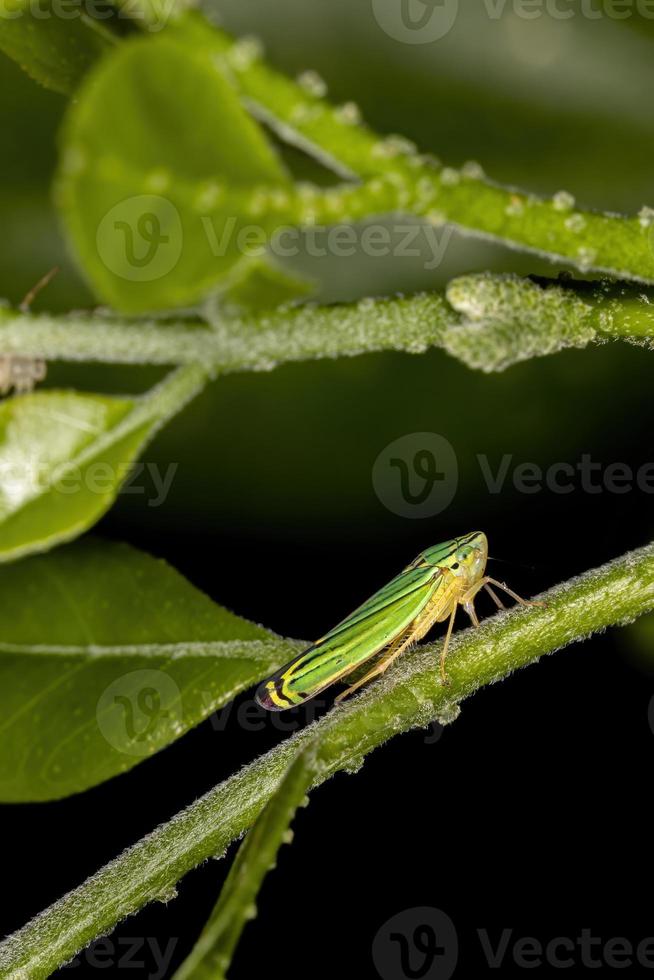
463 600 481 627
461 576 542 612
482 577 545 608
460 578 486 627
334 627 415 703
439 602 458 685
484 584 506 610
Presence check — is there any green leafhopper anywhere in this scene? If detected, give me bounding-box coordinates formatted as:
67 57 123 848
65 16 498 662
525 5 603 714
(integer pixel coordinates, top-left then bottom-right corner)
256 532 542 710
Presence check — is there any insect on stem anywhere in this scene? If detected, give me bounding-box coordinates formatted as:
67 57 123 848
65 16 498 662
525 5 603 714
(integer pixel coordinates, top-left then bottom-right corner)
256 533 544 710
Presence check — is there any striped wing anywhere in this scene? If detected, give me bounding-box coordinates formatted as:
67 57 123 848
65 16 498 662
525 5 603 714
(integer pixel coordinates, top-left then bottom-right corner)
256 562 444 710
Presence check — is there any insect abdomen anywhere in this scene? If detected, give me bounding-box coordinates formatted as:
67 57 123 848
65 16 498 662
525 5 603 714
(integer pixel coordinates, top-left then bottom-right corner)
256 676 305 711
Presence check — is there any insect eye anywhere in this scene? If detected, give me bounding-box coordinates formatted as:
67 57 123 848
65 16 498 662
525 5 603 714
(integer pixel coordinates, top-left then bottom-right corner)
451 562 460 570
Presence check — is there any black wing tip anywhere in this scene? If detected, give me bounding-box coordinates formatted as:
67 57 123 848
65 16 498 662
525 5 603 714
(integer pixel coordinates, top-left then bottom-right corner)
255 681 287 712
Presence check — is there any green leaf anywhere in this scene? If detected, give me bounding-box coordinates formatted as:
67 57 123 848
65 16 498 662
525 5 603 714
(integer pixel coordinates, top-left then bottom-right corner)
173 743 318 980
0 0 115 95
0 364 206 563
56 32 296 312
0 538 293 802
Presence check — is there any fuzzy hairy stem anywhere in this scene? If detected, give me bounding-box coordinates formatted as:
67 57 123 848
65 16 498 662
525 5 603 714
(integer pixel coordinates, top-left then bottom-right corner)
0 294 452 371
1 275 651 377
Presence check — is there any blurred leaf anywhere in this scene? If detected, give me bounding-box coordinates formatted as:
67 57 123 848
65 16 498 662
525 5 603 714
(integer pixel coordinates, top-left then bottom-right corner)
0 0 114 95
213 256 315 313
56 32 300 312
0 53 96 312
0 538 294 801
173 743 318 980
0 364 205 563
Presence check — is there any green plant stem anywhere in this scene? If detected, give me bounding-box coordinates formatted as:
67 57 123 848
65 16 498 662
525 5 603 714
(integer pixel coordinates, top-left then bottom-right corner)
109 361 210 430
1 276 651 376
2 541 653 979
172 744 318 980
206 25 654 284
444 273 654 371
0 293 451 369
448 273 654 339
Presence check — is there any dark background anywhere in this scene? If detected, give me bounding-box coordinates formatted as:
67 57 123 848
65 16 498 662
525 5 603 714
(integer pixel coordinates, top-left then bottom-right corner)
2 2 654 977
